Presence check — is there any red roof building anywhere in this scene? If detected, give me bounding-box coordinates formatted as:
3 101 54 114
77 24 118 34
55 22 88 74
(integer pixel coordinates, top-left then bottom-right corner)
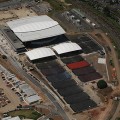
67 61 89 70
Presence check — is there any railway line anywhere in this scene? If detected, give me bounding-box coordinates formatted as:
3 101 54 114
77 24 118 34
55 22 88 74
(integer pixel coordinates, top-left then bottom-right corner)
67 0 120 49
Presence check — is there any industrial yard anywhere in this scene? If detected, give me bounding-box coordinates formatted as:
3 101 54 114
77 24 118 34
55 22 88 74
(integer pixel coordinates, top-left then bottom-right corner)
0 0 119 120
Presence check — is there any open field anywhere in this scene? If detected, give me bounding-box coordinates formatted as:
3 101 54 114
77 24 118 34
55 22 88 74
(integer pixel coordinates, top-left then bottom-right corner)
8 109 42 120
0 7 36 25
0 11 13 20
44 0 65 11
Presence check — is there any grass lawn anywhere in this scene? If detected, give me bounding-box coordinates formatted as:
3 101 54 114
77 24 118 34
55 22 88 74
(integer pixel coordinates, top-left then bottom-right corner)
8 109 42 120
44 0 65 11
0 0 10 2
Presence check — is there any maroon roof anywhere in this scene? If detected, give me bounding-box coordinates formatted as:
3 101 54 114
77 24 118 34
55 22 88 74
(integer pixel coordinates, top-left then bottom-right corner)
67 61 89 70
72 66 96 75
78 72 102 82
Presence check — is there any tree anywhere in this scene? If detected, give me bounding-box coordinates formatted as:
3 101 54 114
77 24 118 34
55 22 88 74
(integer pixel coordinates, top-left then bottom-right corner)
110 0 115 5
103 6 111 17
2 55 7 59
115 117 120 120
97 80 108 89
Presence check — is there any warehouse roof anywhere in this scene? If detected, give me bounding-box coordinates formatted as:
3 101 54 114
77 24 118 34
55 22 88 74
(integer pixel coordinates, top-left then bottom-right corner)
25 95 40 104
7 15 65 42
23 88 36 97
19 84 29 91
11 21 58 33
4 29 25 51
52 42 82 55
25 47 55 61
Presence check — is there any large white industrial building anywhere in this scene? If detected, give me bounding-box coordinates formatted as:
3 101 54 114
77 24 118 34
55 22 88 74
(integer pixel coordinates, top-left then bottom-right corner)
5 15 68 52
25 42 82 63
6 15 82 58
7 15 65 42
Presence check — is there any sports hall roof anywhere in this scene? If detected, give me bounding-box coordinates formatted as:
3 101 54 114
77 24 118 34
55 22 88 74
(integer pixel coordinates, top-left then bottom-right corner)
52 42 82 55
25 47 55 61
7 15 65 42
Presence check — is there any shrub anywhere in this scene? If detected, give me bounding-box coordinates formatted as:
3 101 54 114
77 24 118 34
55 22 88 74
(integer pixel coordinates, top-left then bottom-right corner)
97 80 108 89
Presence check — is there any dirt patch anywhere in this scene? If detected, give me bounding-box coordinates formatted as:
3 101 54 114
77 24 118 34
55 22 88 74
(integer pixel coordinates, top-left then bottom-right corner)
52 115 64 120
98 87 113 99
0 76 20 113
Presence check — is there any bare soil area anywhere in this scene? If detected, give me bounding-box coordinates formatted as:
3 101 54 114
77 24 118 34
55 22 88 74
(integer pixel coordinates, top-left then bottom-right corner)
0 76 20 113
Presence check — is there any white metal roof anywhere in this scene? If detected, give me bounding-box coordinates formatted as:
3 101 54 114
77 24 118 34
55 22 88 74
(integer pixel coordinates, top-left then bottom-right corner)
11 21 58 33
98 58 106 64
19 84 29 91
2 116 20 120
25 95 41 104
52 42 82 55
23 88 36 97
25 47 55 61
7 15 65 42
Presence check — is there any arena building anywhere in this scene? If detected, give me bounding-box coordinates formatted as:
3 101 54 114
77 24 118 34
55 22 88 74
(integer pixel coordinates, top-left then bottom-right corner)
6 15 67 53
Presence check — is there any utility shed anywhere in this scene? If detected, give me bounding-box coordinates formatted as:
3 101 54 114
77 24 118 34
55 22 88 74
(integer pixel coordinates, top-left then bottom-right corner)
98 58 106 64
